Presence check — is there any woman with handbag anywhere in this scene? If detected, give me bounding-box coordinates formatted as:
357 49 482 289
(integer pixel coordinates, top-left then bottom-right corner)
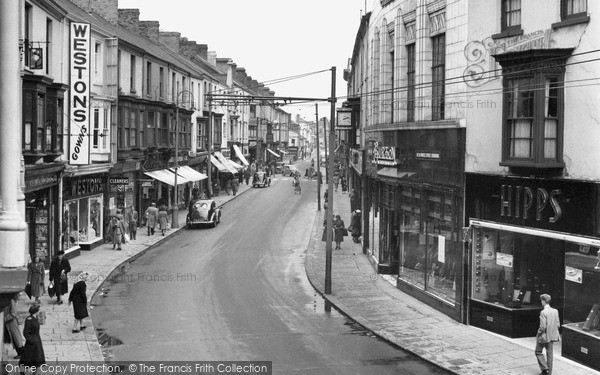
4 293 24 358
27 255 45 304
49 251 71 305
333 215 346 250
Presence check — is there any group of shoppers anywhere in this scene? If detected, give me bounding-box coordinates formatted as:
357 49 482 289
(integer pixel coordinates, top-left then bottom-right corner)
5 251 90 370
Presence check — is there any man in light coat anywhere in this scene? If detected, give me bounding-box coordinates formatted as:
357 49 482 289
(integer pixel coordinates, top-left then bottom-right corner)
535 294 561 375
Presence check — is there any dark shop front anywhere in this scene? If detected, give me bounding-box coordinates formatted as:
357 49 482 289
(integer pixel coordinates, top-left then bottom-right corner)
465 174 600 371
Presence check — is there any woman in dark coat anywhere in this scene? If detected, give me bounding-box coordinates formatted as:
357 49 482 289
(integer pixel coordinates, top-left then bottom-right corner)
333 215 346 250
4 293 24 358
49 251 71 305
68 273 89 333
19 305 45 368
27 255 45 304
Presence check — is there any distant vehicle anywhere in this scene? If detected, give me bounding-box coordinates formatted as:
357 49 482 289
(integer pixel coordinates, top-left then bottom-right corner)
252 171 271 188
274 161 285 174
186 199 221 229
282 164 300 177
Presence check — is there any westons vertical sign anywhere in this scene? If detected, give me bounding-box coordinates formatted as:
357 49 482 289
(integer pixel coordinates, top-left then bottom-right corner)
69 23 91 165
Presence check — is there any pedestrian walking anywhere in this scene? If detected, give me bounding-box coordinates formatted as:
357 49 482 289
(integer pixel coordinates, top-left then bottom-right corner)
49 251 71 305
126 206 138 241
19 305 45 371
26 255 45 304
333 173 340 192
333 215 346 249
158 205 169 236
535 294 561 375
145 202 158 236
4 293 24 359
231 178 239 196
341 176 348 193
110 215 126 250
68 272 89 333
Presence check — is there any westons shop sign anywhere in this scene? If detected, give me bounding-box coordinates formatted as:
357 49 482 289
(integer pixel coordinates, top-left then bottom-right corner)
69 23 91 165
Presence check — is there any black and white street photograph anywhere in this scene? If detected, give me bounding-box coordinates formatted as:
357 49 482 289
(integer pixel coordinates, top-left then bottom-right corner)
1 1 600 374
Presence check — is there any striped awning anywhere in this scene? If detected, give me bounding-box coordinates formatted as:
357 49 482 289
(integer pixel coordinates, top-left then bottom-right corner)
233 144 249 166
214 152 238 174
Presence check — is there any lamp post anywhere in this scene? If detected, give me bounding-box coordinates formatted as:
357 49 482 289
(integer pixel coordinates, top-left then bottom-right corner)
172 90 194 228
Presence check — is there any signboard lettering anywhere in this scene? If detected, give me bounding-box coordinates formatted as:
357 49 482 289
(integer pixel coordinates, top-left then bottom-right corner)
500 185 562 224
69 23 91 165
372 142 397 165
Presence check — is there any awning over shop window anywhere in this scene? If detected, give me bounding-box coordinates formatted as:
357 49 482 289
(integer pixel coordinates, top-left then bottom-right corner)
233 144 249 166
214 152 238 174
267 149 280 158
227 159 244 170
278 149 288 155
210 155 228 172
144 169 182 186
376 167 415 180
171 166 207 182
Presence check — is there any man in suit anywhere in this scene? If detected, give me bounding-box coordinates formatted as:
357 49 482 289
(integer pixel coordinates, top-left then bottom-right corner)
535 294 561 375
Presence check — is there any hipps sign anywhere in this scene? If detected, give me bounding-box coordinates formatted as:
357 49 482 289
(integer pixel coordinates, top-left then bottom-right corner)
69 23 91 165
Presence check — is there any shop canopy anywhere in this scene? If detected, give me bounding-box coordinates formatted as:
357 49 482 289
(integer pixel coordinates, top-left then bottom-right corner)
278 149 288 155
210 155 228 172
232 144 249 166
227 159 244 170
267 149 280 158
171 166 207 182
376 167 415 180
214 152 238 174
144 169 187 186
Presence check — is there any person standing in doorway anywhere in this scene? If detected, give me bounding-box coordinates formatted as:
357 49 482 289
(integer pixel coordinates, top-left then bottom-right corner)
27 255 45 304
535 294 561 375
4 293 24 358
145 202 158 236
49 251 71 305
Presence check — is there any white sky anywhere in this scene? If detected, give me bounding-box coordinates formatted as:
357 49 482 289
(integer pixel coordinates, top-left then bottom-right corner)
118 0 369 121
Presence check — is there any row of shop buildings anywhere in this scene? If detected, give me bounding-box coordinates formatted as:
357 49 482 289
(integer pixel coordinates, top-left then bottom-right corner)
343 0 600 371
15 0 302 265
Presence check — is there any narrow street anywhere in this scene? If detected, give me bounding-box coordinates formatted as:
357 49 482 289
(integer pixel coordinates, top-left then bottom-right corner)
91 163 449 374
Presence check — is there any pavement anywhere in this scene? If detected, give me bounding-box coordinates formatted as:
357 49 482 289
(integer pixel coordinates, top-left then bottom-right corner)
3 179 255 366
4 160 600 375
304 178 600 375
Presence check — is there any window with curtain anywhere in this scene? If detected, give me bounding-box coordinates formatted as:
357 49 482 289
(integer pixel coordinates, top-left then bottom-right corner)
502 0 521 31
562 0 587 19
502 70 564 168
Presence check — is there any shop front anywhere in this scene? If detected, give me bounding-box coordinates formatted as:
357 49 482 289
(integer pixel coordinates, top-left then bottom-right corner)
62 175 106 252
363 126 466 321
465 173 600 365
24 164 63 264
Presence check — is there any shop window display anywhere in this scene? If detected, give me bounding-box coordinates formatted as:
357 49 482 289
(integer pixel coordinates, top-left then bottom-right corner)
471 227 564 310
62 195 103 250
562 244 600 370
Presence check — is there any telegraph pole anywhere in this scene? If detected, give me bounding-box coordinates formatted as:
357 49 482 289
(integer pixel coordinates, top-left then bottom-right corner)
315 104 321 211
325 66 336 295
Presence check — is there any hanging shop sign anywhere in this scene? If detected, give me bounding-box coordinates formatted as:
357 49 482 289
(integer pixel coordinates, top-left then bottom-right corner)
69 22 91 165
109 177 129 185
372 142 398 166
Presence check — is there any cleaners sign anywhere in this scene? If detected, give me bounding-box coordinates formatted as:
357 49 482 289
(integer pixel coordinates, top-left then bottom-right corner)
69 23 91 165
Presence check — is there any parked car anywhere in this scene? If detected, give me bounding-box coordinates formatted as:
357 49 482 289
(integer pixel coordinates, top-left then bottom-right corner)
274 161 285 174
282 164 300 177
186 199 221 228
252 171 271 188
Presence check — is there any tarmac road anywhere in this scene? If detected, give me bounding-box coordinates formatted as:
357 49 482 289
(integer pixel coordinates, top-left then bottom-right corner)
91 167 450 374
